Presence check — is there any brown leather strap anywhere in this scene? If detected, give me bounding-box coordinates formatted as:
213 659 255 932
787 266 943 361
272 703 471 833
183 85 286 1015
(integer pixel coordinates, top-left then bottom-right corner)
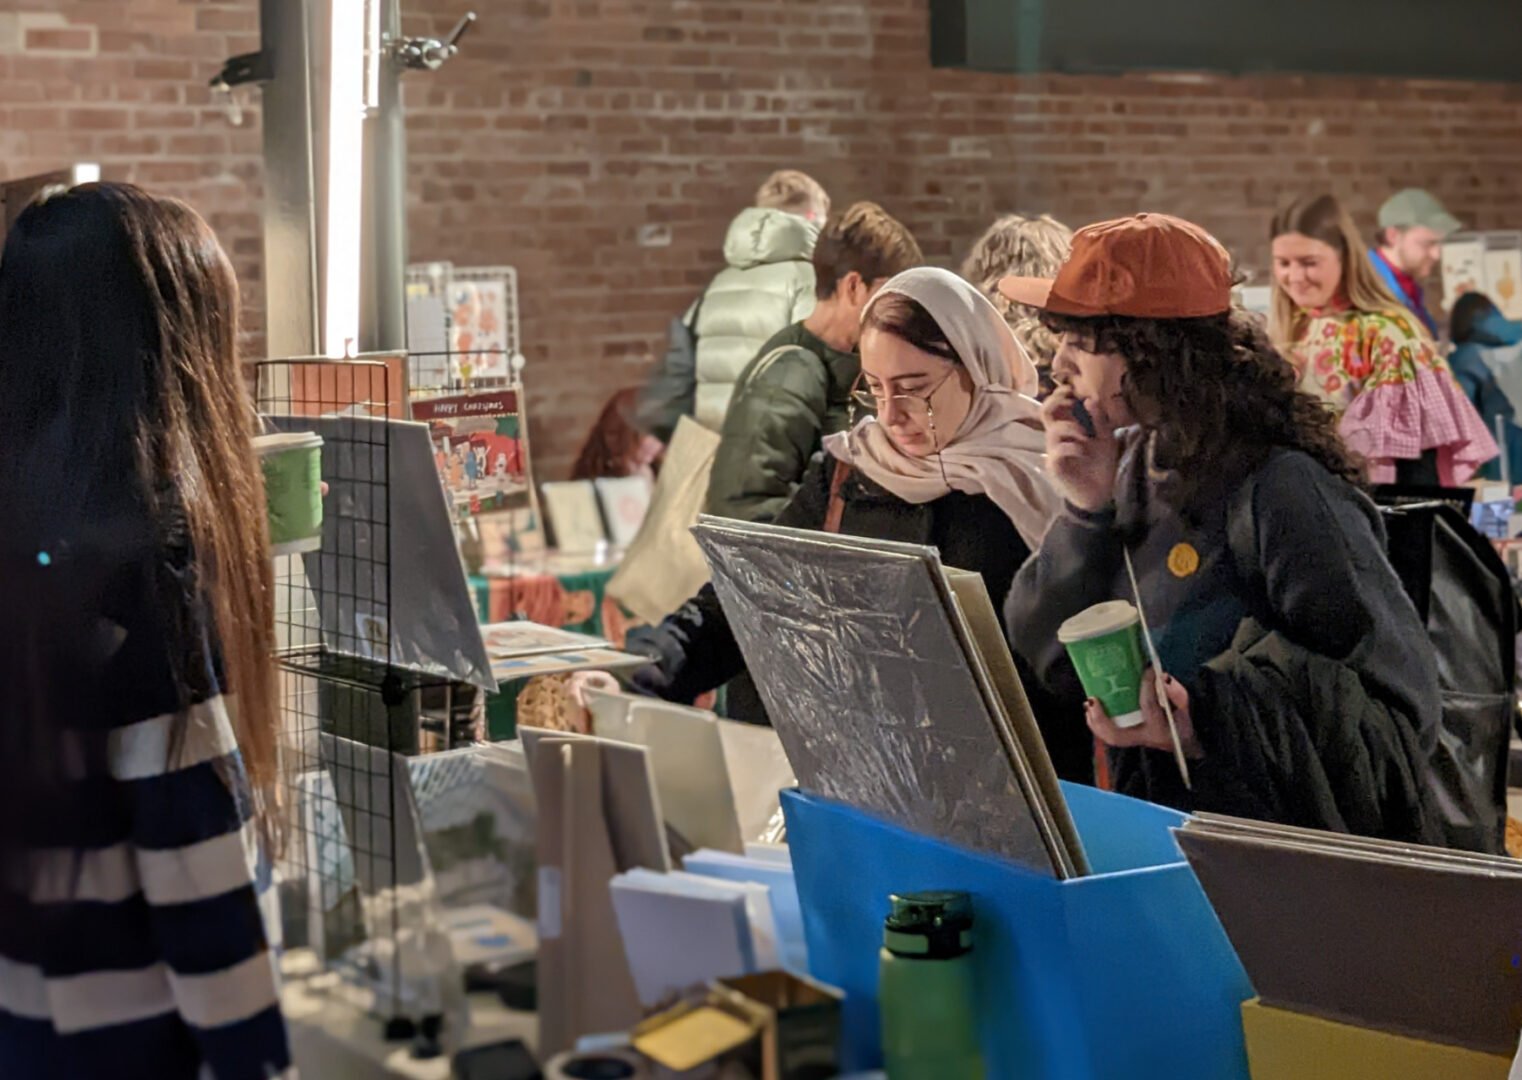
823 460 851 534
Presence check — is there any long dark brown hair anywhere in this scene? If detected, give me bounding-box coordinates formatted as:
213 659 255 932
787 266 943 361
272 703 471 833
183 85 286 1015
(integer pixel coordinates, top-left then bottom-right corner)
1044 308 1364 516
571 387 653 480
0 182 279 869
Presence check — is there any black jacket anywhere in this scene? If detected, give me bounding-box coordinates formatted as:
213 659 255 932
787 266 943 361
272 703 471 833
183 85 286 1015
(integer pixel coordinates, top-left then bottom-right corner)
629 453 1091 780
1190 620 1438 843
1006 435 1442 841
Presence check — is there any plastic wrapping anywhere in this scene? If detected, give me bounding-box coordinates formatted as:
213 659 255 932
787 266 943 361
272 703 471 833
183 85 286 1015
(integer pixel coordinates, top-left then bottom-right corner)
692 518 1067 874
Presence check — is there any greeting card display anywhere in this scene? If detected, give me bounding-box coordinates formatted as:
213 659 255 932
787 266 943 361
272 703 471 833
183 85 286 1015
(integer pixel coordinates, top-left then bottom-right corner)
413 389 532 520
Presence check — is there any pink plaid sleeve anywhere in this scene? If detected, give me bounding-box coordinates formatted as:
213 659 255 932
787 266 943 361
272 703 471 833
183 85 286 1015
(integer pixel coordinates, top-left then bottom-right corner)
1341 366 1498 484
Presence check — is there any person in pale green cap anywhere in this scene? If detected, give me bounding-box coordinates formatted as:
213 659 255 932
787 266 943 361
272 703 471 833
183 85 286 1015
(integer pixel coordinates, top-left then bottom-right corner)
1371 188 1463 337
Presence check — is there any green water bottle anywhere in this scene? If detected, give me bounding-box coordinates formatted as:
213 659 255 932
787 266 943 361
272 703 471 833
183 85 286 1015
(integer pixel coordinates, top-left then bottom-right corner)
878 890 985 1080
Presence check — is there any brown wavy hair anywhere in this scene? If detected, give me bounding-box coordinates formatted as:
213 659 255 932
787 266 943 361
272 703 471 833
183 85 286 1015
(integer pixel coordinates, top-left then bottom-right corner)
571 387 652 480
960 213 1073 369
1043 308 1364 517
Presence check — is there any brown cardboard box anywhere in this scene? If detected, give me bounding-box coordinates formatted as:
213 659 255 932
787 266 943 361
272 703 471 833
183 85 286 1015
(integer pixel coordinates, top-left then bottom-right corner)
632 972 842 1080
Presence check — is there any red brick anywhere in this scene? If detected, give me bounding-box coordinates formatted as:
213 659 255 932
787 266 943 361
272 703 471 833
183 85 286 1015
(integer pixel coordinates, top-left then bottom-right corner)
68 108 129 131
23 27 96 54
5 0 1520 475
132 59 194 82
195 8 258 33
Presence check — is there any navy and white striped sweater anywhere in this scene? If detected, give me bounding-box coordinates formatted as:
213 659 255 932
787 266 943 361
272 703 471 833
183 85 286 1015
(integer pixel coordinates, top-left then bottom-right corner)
0 547 292 1080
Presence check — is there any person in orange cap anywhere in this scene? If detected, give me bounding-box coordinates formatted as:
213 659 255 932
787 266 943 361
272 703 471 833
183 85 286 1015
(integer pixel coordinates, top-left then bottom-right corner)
1001 213 1448 845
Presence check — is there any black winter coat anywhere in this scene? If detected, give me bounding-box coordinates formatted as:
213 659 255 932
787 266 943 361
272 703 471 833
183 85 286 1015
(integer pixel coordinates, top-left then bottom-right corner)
1006 436 1442 842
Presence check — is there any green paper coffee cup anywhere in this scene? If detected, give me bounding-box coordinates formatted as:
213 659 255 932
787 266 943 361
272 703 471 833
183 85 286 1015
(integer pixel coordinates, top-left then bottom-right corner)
255 432 324 557
1058 600 1146 729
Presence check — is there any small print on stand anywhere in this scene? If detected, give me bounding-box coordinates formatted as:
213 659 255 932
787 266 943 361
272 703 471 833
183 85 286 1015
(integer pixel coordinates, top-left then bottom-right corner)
414 389 531 519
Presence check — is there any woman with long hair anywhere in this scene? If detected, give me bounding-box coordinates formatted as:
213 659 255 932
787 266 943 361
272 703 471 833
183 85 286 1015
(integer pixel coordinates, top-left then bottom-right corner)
960 213 1074 389
0 184 290 1077
1269 193 1494 485
570 386 664 483
1002 213 1442 842
629 267 1094 781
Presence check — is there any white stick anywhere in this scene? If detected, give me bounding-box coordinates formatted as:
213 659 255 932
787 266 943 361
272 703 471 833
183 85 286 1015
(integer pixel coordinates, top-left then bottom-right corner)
1124 547 1192 789
1497 414 1510 493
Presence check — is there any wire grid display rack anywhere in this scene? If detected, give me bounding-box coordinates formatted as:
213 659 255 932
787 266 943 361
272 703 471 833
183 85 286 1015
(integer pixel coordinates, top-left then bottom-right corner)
405 262 521 394
256 357 470 1035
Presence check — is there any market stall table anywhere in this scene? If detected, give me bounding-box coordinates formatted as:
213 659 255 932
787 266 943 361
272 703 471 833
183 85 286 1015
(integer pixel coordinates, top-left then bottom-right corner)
282 951 536 1080
471 551 639 645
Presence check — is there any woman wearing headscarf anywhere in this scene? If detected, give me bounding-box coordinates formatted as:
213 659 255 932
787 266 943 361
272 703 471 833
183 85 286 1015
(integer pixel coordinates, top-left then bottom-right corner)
628 268 1092 781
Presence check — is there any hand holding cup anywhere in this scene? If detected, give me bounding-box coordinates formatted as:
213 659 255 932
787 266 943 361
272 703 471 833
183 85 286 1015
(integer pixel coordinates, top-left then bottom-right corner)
1085 669 1202 759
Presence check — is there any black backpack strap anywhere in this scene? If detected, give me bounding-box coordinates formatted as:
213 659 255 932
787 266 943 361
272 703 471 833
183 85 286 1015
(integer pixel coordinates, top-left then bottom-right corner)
1225 472 1265 611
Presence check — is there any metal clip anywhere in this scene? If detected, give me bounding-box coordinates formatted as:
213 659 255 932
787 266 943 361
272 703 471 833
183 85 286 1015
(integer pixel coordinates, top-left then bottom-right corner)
394 11 477 71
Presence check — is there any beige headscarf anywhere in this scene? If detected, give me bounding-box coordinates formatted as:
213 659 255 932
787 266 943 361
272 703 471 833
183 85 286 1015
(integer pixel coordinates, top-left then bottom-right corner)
822 266 1059 549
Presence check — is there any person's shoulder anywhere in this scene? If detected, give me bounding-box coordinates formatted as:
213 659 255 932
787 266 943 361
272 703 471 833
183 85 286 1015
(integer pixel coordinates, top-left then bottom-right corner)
1350 306 1427 347
740 330 830 396
1247 448 1366 512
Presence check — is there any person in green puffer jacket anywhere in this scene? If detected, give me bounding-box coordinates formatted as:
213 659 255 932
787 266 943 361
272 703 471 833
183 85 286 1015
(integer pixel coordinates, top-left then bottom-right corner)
638 171 831 442
706 202 924 523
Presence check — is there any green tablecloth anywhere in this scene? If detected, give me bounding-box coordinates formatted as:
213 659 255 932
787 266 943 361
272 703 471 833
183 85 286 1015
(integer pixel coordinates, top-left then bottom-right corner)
470 563 636 738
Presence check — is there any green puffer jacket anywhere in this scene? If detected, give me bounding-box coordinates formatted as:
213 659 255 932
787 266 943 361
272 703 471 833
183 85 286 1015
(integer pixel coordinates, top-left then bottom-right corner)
705 322 860 523
692 208 818 431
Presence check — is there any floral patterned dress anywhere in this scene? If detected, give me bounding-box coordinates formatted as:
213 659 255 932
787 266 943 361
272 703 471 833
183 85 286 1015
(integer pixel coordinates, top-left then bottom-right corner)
1287 302 1497 485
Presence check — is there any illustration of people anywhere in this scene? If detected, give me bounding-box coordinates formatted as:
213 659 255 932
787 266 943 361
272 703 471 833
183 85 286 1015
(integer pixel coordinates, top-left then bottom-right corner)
492 451 509 479
463 442 480 489
473 444 489 487
448 445 465 491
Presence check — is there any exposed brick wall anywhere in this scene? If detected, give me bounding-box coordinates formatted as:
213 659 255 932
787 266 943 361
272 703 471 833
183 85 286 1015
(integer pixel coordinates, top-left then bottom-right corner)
403 0 1522 476
5 0 1522 477
0 2 265 349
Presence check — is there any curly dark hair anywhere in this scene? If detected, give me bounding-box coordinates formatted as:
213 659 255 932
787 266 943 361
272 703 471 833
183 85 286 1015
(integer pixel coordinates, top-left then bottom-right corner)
1042 309 1364 516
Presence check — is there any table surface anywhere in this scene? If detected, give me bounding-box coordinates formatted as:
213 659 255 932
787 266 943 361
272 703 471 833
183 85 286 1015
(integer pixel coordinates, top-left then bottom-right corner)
283 963 536 1080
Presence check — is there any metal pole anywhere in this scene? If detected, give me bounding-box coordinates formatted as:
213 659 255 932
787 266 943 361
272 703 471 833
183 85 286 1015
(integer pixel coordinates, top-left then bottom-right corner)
359 0 409 355
259 0 321 359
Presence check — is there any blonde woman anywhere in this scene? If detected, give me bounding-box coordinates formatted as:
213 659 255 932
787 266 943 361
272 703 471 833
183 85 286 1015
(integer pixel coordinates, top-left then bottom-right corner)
961 213 1074 386
1270 194 1494 485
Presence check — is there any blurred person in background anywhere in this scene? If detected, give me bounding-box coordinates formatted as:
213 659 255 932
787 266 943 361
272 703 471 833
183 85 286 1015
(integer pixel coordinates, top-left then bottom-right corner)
961 213 1074 394
705 202 923 523
1270 193 1494 486
0 184 290 1077
1371 188 1461 338
571 387 664 484
637 169 831 442
1449 292 1522 483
